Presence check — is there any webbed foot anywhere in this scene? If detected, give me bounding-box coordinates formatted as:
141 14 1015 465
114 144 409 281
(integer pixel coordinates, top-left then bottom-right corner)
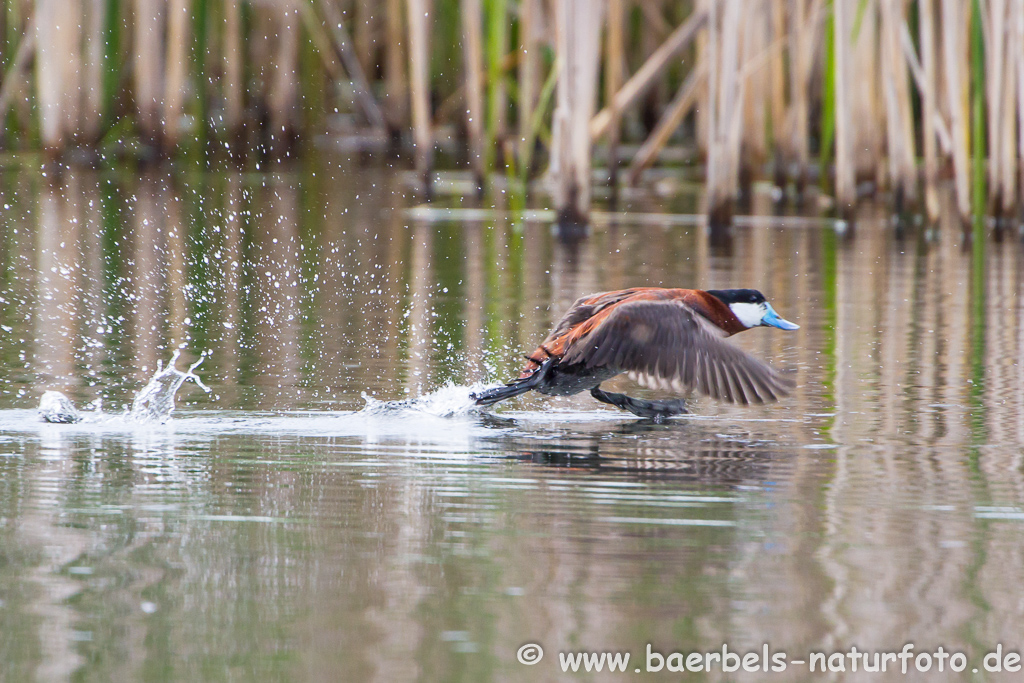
590 385 688 423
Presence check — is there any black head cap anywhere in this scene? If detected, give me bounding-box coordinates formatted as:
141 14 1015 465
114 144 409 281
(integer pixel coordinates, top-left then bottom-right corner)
706 289 767 305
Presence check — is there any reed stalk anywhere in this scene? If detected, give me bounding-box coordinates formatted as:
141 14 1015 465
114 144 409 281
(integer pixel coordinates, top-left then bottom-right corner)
590 8 706 140
192 0 210 146
316 0 387 132
981 0 1004 211
640 1 673 43
298 6 344 84
918 0 940 222
850 0 882 183
102 0 122 127
407 0 433 192
727 0 749 200
35 0 72 151
740 0 768 176
996 13 1017 218
834 0 856 214
0 2 6 69
0 13 34 147
223 0 243 142
768 0 786 183
627 61 705 185
980 0 1017 218
706 0 720 206
790 0 823 191
354 0 376 77
61 0 83 141
969 0 985 225
638 1 668 133
384 0 408 132
1015 0 1024 213
484 0 507 168
516 0 541 174
942 0 971 226
162 0 190 150
268 2 300 152
879 0 916 206
604 0 625 190
82 0 106 142
517 55 558 191
550 0 605 236
134 0 164 146
819 0 835 176
705 0 747 227
3 0 1024 230
460 0 486 186
695 0 709 160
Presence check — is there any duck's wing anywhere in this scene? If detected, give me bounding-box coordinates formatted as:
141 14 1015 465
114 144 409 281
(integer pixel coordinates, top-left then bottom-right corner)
544 288 645 342
559 298 794 404
520 289 648 377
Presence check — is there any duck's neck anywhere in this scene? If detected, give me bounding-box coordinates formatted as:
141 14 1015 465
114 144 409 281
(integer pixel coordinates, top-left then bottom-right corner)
677 290 747 336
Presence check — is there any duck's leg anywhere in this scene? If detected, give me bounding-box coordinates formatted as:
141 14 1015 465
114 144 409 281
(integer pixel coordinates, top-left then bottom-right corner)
590 385 688 421
472 358 555 406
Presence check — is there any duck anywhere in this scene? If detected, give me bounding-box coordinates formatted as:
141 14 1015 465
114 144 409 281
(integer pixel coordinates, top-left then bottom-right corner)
472 287 799 420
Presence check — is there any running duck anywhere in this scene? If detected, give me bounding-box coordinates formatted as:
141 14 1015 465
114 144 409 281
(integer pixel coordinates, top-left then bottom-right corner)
472 287 799 420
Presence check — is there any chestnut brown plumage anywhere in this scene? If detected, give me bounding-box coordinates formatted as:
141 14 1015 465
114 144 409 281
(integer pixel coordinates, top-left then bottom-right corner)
473 287 798 419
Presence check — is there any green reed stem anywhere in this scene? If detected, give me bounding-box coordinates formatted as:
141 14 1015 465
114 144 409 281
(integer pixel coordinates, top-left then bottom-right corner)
969 0 986 222
192 0 209 149
518 55 558 189
851 0 870 41
819 0 836 183
485 0 507 172
103 0 121 130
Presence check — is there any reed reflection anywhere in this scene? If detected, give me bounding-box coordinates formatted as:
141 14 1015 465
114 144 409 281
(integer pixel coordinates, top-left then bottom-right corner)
127 173 167 386
35 177 80 394
5 167 1024 681
462 220 486 382
405 219 432 396
807 197 1011 662
216 173 244 403
248 174 302 406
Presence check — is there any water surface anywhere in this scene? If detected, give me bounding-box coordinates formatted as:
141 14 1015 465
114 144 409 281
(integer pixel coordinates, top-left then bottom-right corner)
2 161 1023 681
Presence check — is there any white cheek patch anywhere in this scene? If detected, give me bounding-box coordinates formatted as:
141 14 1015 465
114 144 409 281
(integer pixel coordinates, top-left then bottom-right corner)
729 302 765 328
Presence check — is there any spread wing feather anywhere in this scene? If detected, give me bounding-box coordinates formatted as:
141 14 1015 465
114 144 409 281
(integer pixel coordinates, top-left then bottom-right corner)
559 299 794 404
544 289 643 343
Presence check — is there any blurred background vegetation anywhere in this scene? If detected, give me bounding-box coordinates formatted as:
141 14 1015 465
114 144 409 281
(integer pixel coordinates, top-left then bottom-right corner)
0 0 1021 228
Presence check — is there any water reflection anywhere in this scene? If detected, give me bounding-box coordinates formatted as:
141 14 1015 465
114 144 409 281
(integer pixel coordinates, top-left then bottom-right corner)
2 162 1024 681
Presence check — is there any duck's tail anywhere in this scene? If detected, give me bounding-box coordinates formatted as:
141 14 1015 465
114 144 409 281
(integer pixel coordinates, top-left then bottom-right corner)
472 358 554 406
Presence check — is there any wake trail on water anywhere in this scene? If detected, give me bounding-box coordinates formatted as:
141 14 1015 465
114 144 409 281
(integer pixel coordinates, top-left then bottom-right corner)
359 382 498 418
37 350 522 434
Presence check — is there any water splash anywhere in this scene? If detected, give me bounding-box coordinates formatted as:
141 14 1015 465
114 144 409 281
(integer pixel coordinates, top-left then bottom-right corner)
359 383 489 418
37 351 210 425
130 350 211 423
38 391 82 423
